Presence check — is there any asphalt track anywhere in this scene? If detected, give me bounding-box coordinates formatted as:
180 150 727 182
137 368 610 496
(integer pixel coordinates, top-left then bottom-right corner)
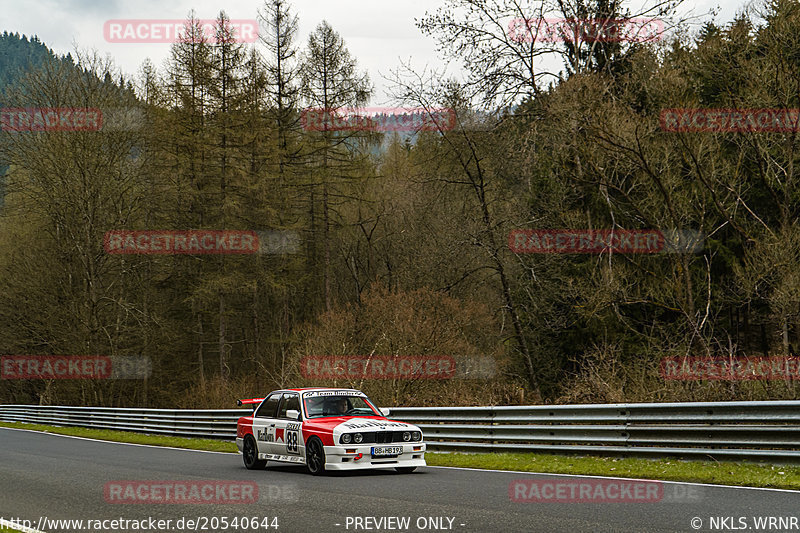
2 428 800 533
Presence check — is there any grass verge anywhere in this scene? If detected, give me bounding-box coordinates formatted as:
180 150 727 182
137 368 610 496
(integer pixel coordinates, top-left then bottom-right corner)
2 421 799 490
427 451 800 490
0 519 31 533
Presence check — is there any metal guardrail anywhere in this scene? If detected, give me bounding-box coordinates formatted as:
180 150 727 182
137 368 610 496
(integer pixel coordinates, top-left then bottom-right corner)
387 401 800 461
3 401 800 461
0 405 246 439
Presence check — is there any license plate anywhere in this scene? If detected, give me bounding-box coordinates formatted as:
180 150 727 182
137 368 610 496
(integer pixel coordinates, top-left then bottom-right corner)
371 446 402 457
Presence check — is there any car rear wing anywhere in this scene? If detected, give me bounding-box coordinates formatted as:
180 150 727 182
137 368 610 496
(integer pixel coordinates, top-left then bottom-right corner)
236 398 264 412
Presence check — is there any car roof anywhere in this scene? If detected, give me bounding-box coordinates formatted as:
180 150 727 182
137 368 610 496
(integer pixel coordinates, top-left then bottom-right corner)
272 387 364 394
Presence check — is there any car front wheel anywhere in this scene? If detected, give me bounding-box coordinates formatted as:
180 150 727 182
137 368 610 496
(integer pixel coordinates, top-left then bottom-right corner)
305 437 326 475
243 435 267 470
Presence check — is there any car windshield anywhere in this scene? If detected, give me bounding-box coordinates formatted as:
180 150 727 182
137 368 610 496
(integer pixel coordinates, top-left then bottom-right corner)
303 394 379 418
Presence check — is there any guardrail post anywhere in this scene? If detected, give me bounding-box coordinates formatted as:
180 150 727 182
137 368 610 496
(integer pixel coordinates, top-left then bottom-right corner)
490 406 497 453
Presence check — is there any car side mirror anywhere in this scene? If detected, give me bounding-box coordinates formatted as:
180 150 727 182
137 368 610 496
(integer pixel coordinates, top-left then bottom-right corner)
380 408 391 417
286 409 300 420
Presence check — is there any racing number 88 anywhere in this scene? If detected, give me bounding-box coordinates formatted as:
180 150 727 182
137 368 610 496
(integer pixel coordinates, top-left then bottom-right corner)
287 430 298 453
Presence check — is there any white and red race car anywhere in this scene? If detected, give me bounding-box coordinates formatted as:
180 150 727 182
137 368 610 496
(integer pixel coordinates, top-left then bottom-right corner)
235 388 426 475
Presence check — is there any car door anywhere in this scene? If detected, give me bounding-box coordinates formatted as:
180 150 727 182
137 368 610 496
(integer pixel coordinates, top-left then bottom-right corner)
274 392 304 462
251 393 281 458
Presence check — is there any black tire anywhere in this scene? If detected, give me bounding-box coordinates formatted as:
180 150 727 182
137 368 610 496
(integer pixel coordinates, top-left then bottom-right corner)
305 437 327 475
395 467 417 474
243 435 267 470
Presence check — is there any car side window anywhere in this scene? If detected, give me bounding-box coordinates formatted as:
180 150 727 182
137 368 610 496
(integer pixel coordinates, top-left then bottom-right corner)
254 393 280 419
277 393 300 419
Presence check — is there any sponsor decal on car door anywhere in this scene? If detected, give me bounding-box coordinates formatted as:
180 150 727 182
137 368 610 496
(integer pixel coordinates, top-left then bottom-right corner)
252 394 280 457
282 422 302 455
273 393 305 462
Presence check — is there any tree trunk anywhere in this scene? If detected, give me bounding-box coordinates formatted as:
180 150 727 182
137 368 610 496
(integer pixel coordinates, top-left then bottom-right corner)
219 292 228 381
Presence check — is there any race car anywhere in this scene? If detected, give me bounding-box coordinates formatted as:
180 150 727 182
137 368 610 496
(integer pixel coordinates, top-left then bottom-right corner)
235 388 426 475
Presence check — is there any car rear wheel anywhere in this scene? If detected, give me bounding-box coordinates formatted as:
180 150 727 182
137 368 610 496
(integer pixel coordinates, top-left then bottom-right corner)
305 437 326 475
243 435 267 470
395 467 417 473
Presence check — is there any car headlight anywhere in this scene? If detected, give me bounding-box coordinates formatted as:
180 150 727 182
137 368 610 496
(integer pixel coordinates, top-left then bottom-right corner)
412 431 421 441
403 431 411 442
353 433 363 444
341 433 352 444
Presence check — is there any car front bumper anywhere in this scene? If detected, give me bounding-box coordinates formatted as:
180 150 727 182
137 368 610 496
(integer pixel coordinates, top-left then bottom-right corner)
323 442 426 471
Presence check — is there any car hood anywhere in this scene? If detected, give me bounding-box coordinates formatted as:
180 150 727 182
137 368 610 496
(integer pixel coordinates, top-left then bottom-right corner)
303 416 421 435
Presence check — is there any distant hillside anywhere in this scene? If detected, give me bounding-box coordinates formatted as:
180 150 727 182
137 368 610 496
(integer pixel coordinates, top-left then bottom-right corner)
0 31 72 93
0 32 75 206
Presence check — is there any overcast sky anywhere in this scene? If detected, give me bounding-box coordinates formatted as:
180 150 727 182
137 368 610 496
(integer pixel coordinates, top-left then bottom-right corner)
0 0 756 103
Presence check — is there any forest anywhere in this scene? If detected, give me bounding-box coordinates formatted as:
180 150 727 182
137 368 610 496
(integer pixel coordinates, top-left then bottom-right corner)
1 0 800 408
